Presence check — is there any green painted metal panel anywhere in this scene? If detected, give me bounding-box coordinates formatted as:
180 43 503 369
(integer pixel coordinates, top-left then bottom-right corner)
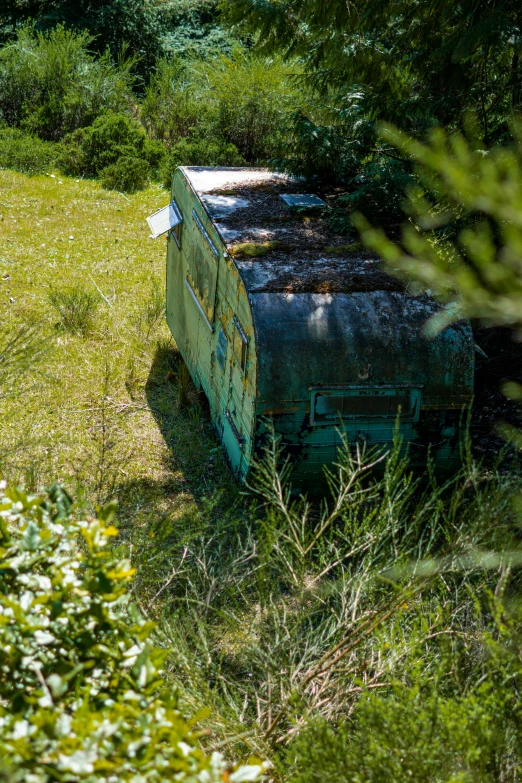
249 291 474 481
164 168 257 482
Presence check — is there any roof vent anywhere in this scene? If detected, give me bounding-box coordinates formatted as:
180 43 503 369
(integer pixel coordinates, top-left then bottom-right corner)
147 200 183 238
280 194 326 209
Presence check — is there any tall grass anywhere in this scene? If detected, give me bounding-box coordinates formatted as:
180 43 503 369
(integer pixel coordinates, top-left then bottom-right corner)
121 430 521 768
49 285 100 337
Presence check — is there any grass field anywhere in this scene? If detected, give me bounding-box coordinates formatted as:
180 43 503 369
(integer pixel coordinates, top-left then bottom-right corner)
4 168 522 780
0 169 239 565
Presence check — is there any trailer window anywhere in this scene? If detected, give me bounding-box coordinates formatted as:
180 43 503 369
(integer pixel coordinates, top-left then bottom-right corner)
233 316 248 373
311 387 421 425
170 220 182 249
146 200 182 238
216 328 227 371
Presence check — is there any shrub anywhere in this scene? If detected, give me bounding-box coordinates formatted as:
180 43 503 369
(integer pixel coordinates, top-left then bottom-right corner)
161 137 245 189
289 668 522 783
58 113 164 189
330 157 415 233
204 53 305 162
0 25 134 141
0 483 264 782
49 285 99 337
0 127 57 174
101 155 151 193
141 59 211 148
142 53 304 163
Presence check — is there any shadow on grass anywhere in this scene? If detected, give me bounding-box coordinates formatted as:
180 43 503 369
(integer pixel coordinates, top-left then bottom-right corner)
117 339 240 529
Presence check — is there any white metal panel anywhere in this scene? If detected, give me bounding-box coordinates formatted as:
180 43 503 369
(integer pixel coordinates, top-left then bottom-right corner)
147 201 183 238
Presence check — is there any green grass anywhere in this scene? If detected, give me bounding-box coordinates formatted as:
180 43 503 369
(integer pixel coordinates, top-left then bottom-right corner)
0 167 238 520
3 167 522 783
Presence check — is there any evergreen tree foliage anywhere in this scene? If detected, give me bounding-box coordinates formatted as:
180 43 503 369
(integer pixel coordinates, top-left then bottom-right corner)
222 0 522 141
222 0 522 219
355 124 522 334
0 0 162 75
157 0 236 59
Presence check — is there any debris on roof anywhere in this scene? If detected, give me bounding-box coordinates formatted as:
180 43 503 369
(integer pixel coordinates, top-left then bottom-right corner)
183 167 410 295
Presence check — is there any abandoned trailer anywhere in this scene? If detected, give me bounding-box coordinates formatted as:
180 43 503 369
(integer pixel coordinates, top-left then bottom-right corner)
147 167 474 487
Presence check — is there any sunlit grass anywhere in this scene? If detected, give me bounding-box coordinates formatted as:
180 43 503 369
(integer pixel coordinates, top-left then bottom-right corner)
0 169 238 527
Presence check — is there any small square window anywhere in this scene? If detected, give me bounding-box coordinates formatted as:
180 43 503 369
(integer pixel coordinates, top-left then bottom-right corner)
216 328 227 371
233 316 248 373
170 221 182 249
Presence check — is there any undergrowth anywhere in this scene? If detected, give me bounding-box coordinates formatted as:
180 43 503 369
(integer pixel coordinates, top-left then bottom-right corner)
119 430 522 779
2 169 522 782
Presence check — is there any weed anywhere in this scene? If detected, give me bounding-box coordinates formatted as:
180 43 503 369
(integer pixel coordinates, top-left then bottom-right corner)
0 323 49 401
49 285 99 337
137 277 165 338
121 430 521 762
75 362 132 505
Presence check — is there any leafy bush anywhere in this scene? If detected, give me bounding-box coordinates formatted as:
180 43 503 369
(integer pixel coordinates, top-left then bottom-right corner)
101 155 151 193
0 25 134 141
58 112 164 189
49 285 99 337
289 657 522 783
161 136 245 189
0 483 264 782
0 127 57 174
